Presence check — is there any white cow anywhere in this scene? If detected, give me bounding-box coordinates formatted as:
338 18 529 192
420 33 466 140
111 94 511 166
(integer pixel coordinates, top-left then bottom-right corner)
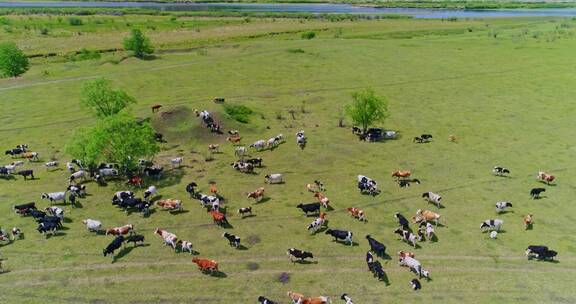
422 192 442 208
170 157 183 168
235 146 247 158
82 219 102 232
41 192 66 203
249 140 266 151
265 173 283 184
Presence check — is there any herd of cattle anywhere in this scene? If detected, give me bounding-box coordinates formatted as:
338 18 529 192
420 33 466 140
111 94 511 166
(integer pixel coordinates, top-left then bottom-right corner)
0 115 561 303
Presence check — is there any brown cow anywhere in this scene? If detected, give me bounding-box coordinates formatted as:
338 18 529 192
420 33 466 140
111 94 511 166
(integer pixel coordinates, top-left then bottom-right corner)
105 224 133 236
392 170 411 179
347 207 365 221
226 136 242 144
287 291 330 304
192 258 218 272
151 104 162 113
156 199 183 212
537 171 555 184
314 192 330 208
247 187 265 202
524 214 533 230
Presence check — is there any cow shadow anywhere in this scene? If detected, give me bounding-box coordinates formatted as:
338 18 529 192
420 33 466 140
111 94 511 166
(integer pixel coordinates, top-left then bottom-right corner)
112 246 135 263
332 240 358 247
377 252 392 260
236 244 248 251
533 196 547 200
59 226 71 231
429 234 439 242
71 202 84 209
207 271 227 278
497 210 514 215
380 273 391 286
538 181 556 186
169 209 189 215
221 222 234 229
304 213 321 218
177 249 199 255
293 260 317 265
0 176 16 180
62 218 73 224
525 224 534 231
239 214 257 219
255 197 271 204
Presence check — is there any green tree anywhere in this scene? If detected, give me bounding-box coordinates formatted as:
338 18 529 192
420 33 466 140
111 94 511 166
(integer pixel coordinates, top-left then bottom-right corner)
0 42 29 78
123 29 153 59
81 78 136 118
345 88 389 134
66 113 159 173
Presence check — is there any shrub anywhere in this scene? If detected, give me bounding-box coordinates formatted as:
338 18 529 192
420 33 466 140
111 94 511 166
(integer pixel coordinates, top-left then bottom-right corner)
224 104 254 123
68 17 83 26
301 31 316 40
40 27 49 35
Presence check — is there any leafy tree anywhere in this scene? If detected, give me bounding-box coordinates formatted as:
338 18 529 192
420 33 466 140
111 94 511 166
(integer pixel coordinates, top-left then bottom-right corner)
123 29 153 59
66 113 159 173
345 88 389 134
0 42 29 78
81 78 136 118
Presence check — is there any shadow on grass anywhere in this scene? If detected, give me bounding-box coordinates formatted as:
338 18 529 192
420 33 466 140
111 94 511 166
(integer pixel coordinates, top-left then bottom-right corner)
293 259 317 265
112 246 135 263
239 214 257 219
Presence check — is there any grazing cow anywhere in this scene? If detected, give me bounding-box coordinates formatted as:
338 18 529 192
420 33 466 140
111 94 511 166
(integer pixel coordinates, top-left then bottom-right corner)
347 207 366 222
266 137 278 149
424 222 435 240
22 152 39 161
67 184 86 197
227 136 243 145
37 222 58 236
394 212 410 230
222 232 241 248
250 140 266 151
237 207 252 217
366 235 386 256
422 192 442 208
151 104 162 112
307 212 327 233
537 171 555 184
17 169 34 180
368 260 385 281
45 206 64 220
392 170 411 179
296 130 307 150
156 199 183 212
176 240 194 254
341 294 354 304
480 219 503 231
245 157 263 167
66 162 75 173
493 166 510 176
357 175 378 195
495 201 513 213
526 245 557 261
5 148 23 157
44 161 58 170
98 168 118 178
82 219 102 232
186 182 198 197
154 228 178 249
410 279 422 290
228 130 239 135
287 248 314 262
524 214 534 230
530 188 546 199
287 291 329 304
413 136 425 143
195 193 220 209
313 192 330 208
297 202 321 216
192 258 218 272
399 256 427 278
41 192 66 204
265 173 283 184
0 166 10 176
69 170 86 183
258 296 278 304
143 167 163 178
170 157 183 168
103 236 125 257
420 134 433 140
366 251 374 265
413 209 441 226
394 228 417 248
106 224 134 236
209 210 229 226
11 227 22 240
231 161 254 173
325 229 353 246
352 126 362 134
125 234 145 246
144 185 158 201
208 144 220 153
247 187 265 202
398 179 420 188
112 191 134 204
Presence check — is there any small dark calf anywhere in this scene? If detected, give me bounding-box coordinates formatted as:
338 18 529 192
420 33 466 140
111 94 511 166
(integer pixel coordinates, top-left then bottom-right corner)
185 182 198 197
103 235 125 257
410 278 422 290
125 234 145 246
222 232 240 248
238 207 252 217
17 169 34 180
296 202 321 215
530 188 546 199
287 248 313 262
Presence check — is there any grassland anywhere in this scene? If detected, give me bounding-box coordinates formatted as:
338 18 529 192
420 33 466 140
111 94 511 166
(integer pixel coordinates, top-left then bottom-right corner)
1 13 576 304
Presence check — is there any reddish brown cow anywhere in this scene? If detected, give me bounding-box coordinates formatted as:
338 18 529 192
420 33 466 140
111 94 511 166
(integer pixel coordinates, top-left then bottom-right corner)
347 207 365 221
192 258 218 272
156 199 183 211
313 192 330 208
287 291 330 304
247 187 265 202
226 136 242 143
210 210 228 226
392 170 411 179
537 171 555 184
106 224 133 235
151 104 162 113
127 176 143 188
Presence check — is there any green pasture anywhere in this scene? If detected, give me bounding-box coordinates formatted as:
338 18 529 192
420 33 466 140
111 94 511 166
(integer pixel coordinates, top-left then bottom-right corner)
0 15 576 303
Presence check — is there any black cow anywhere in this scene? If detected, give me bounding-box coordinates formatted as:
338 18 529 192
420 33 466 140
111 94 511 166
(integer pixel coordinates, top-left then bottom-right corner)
144 167 163 178
185 182 198 197
245 158 263 167
366 235 386 257
112 191 134 205
368 260 385 281
530 188 546 199
5 148 23 157
119 197 144 210
13 202 36 215
493 166 510 175
37 216 62 228
154 132 164 143
394 212 410 230
287 248 313 262
222 232 240 248
37 222 58 235
28 209 46 219
420 134 433 140
17 170 34 180
325 229 353 245
125 234 145 246
296 202 321 215
0 167 9 176
257 296 278 304
410 279 422 290
103 235 125 257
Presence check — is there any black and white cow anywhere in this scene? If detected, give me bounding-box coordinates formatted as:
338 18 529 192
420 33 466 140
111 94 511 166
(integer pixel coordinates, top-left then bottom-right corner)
422 192 442 208
287 248 314 262
69 170 86 183
296 202 321 215
5 148 23 157
45 206 64 221
144 167 163 178
37 222 58 236
143 185 158 201
257 296 278 304
41 192 66 204
394 212 410 230
325 229 353 246
410 279 422 290
480 219 503 231
530 188 546 199
394 228 417 248
495 201 512 213
366 235 386 257
398 179 420 188
103 235 125 257
185 182 198 197
366 251 374 265
341 294 354 304
245 157 263 167
112 191 134 205
222 232 241 248
368 260 385 281
493 166 510 176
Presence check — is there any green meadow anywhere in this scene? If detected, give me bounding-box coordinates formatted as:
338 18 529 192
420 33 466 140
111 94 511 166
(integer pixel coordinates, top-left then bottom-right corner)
1 14 576 303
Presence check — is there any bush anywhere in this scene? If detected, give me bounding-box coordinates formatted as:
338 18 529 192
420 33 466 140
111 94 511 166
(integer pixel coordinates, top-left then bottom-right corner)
224 104 254 123
40 27 49 35
301 31 316 40
68 17 83 26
